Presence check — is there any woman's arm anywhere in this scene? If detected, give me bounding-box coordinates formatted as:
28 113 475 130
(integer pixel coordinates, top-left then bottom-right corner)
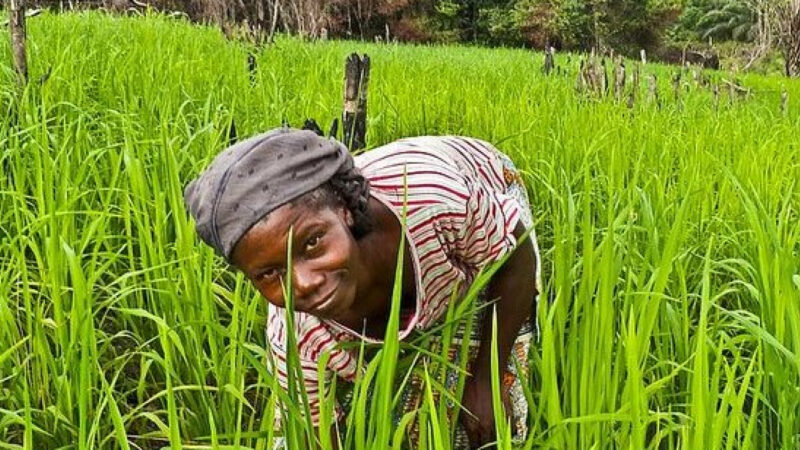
460 221 538 447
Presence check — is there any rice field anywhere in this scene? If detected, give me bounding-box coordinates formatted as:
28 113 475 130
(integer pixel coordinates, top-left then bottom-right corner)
1 10 800 449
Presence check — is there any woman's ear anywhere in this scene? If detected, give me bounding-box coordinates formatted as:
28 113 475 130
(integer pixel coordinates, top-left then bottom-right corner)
341 207 354 228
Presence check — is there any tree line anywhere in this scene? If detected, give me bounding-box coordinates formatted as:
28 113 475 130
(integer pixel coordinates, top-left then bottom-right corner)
32 0 800 76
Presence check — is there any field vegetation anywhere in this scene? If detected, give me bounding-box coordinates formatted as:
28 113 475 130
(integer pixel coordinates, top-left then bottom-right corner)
1 11 799 449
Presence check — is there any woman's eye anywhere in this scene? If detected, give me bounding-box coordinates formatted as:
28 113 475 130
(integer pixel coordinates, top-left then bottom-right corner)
304 234 322 252
260 268 281 282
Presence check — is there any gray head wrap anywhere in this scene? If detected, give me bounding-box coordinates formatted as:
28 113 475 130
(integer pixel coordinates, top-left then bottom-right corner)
183 128 354 259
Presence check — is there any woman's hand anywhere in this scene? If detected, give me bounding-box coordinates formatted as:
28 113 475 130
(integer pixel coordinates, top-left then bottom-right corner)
460 222 536 448
459 374 512 449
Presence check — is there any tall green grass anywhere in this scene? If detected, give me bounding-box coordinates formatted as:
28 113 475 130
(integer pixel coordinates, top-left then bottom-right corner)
1 10 799 449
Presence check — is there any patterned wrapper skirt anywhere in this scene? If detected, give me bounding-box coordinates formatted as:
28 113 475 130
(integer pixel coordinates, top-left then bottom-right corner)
379 302 536 448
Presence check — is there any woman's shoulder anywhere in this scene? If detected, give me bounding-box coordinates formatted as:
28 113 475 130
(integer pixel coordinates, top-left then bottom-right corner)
355 136 503 176
356 136 509 201
356 136 455 169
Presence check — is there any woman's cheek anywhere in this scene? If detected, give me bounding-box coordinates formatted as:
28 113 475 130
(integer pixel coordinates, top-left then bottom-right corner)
255 282 285 308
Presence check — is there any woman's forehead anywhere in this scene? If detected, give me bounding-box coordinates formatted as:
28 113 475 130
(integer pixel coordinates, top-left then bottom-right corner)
259 202 338 235
231 203 338 265
244 205 306 247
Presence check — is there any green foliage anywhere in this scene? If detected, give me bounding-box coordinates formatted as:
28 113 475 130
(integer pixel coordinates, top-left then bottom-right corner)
429 0 524 45
412 0 675 52
484 0 674 54
673 0 757 42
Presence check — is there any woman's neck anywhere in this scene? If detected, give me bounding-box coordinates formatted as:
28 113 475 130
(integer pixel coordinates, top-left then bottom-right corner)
341 196 417 337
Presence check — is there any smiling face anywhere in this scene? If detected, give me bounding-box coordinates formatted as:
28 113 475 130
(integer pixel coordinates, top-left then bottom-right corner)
230 200 363 323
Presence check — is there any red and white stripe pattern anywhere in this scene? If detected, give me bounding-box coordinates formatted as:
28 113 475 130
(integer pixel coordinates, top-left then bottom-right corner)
267 136 528 425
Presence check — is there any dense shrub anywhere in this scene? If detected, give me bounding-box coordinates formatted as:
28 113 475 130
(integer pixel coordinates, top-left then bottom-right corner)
672 0 757 43
28 0 780 63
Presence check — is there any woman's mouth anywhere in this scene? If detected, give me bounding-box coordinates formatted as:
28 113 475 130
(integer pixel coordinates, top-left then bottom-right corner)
307 288 339 315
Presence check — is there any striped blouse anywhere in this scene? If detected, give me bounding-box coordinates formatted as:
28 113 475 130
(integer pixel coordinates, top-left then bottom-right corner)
266 136 527 424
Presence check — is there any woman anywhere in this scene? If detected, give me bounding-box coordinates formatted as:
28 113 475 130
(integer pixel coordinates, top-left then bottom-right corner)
184 127 541 448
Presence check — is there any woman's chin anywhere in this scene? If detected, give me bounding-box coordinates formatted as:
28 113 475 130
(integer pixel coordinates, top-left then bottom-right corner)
309 295 348 320
328 303 363 329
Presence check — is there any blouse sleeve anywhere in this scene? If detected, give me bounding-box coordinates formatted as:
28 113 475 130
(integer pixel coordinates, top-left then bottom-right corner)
454 177 523 269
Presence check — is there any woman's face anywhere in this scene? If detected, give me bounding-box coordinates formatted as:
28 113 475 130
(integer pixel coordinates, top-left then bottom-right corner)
231 201 360 321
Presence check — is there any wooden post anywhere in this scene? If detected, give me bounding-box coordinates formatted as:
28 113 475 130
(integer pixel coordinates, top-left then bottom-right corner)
781 90 788 115
626 85 635 109
342 53 370 151
728 81 735 105
328 118 339 138
8 0 28 84
587 57 599 95
640 49 647 65
713 84 719 111
302 118 324 136
611 58 618 98
247 52 257 86
627 63 640 109
648 74 659 107
228 118 238 145
584 57 594 94
614 59 626 102
600 58 608 95
575 58 586 93
672 71 681 104
543 46 554 75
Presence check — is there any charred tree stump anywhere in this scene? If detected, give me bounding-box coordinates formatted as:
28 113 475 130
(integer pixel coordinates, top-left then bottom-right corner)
781 90 788 115
672 71 682 105
586 58 596 94
723 79 750 104
785 4 800 77
627 64 640 109
728 82 735 104
342 53 370 151
648 74 659 108
328 118 339 139
611 59 618 98
614 59 626 102
601 58 609 95
302 118 325 136
228 117 238 145
8 0 28 84
575 59 586 93
247 52 257 86
543 46 554 75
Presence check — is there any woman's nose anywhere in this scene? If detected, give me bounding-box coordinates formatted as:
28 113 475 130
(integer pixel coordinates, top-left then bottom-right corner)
292 265 324 302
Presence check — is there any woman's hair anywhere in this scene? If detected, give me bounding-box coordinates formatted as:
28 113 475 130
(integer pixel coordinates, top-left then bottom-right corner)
291 165 373 239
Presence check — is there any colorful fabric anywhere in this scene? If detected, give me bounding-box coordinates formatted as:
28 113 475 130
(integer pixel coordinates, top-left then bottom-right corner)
266 136 541 427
